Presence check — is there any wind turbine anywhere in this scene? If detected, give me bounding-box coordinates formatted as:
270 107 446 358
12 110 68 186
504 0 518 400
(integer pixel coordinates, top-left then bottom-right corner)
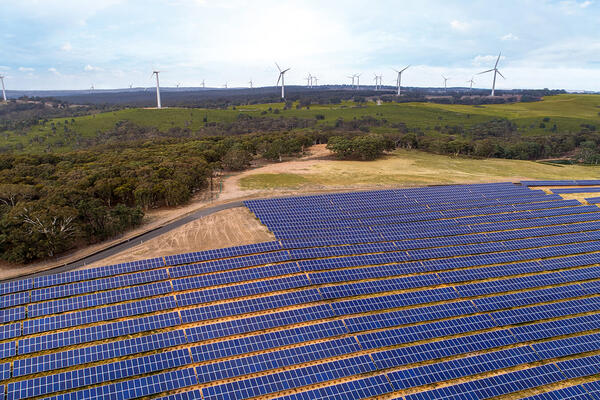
305 74 312 88
312 76 318 86
393 66 410 96
89 84 95 94
355 73 361 90
201 80 205 88
477 52 505 96
441 75 449 92
347 75 355 87
151 71 162 109
467 77 475 95
249 79 253 88
223 82 228 88
0 75 7 102
129 83 133 89
176 82 181 88
374 74 382 91
275 62 290 100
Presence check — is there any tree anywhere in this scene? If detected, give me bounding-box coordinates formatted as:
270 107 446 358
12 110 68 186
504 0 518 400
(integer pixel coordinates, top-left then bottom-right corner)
222 145 253 171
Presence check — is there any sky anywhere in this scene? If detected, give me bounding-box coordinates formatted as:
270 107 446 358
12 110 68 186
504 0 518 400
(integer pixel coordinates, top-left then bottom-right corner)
1 0 599 91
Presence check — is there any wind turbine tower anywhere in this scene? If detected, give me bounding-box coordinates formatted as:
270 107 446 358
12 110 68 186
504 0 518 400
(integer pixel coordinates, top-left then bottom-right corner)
312 76 318 86
249 79 253 89
0 75 7 102
347 75 355 87
442 75 449 92
394 66 410 96
151 71 162 109
276 62 291 100
305 74 312 88
201 80 205 88
467 77 475 95
355 74 361 90
477 52 505 96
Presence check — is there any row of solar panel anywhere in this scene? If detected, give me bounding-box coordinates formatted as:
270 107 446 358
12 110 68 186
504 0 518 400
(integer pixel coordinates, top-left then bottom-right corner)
256 197 577 226
248 191 554 218
263 198 585 230
281 218 600 249
268 205 594 237
276 209 600 240
521 180 600 186
260 197 576 228
244 183 536 211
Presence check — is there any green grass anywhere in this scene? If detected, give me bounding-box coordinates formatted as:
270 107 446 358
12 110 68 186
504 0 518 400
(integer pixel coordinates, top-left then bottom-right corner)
238 149 600 190
3 94 600 154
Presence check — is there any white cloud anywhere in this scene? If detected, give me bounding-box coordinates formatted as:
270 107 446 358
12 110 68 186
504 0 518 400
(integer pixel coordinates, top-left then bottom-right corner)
48 67 60 75
450 20 469 32
501 33 519 41
559 0 594 13
0 66 10 71
61 42 73 52
18 67 34 72
472 54 505 67
84 64 102 71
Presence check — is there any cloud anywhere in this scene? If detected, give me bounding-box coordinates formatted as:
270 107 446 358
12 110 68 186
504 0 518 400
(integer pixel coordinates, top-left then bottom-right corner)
559 0 593 13
501 33 519 41
450 20 469 32
84 64 102 71
61 42 73 52
48 67 60 75
0 66 10 71
472 54 505 67
18 67 34 72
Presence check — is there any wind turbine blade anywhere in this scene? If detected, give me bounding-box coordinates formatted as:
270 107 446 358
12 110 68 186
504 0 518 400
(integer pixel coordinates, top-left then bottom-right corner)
401 65 410 73
276 74 281 86
496 70 506 79
495 52 501 69
477 69 494 75
275 62 281 72
283 68 291 73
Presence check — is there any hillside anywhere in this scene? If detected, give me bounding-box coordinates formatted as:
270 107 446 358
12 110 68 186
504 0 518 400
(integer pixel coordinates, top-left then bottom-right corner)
2 94 599 154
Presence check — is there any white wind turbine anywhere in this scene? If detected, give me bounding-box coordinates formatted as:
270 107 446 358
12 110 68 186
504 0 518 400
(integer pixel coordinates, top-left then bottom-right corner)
477 52 505 96
151 71 162 108
0 75 7 102
467 77 475 95
129 83 133 89
373 74 379 90
276 62 290 99
223 82 228 88
347 75 355 87
355 73 361 90
394 65 410 96
249 79 253 88
305 74 312 88
442 75 450 92
176 82 181 88
312 76 318 86
201 80 205 88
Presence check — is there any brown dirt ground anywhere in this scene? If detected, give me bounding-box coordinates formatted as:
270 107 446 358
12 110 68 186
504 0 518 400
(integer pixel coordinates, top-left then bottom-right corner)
82 207 275 269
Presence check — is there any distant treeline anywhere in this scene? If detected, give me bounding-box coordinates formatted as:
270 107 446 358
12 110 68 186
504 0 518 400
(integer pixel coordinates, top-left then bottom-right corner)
10 87 565 108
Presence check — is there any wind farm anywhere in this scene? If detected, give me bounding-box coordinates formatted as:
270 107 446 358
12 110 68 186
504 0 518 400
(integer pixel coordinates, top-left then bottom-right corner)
2 2 600 400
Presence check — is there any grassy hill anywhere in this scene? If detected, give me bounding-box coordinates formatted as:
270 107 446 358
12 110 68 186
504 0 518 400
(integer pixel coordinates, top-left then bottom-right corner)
3 94 599 154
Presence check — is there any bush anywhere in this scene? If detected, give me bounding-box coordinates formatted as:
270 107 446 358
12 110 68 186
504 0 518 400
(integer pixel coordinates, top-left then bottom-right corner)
327 134 388 161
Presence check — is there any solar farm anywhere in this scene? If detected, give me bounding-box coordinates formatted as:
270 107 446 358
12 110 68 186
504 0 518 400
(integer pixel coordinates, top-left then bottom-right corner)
5 181 600 400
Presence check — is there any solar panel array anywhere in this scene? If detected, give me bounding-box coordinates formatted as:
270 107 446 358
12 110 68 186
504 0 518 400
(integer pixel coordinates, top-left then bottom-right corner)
2 181 600 399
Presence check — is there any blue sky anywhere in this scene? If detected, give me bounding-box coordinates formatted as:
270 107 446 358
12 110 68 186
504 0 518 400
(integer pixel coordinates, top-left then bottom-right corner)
1 0 599 90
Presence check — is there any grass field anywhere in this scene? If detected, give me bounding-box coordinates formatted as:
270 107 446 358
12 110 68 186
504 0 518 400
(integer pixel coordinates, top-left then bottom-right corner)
239 149 600 190
4 94 600 153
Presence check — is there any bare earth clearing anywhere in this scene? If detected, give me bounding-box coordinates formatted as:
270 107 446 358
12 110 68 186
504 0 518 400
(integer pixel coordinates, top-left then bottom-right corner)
3 144 600 279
